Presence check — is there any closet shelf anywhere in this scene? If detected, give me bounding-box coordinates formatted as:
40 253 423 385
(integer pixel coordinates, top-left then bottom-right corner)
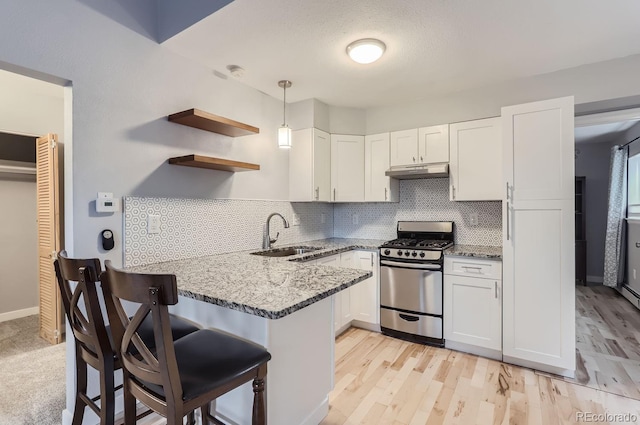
168 109 259 137
168 155 260 172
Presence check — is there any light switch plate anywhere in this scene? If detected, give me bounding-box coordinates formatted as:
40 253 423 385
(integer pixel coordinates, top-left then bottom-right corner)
148 214 161 234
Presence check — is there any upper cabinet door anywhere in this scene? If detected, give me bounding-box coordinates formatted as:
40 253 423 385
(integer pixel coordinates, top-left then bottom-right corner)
313 129 331 202
389 129 418 167
365 133 397 202
331 134 365 202
449 118 502 201
418 124 449 164
289 128 331 202
502 97 575 202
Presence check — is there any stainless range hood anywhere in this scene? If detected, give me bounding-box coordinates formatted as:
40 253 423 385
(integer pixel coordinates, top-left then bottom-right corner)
385 163 449 180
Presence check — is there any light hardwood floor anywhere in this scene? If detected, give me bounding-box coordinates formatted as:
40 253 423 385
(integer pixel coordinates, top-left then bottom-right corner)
568 285 640 400
321 328 640 425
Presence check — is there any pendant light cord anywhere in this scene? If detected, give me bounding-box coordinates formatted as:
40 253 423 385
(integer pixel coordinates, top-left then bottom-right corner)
283 84 287 126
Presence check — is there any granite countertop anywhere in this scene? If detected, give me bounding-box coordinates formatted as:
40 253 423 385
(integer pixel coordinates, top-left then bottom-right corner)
127 238 385 320
444 244 503 260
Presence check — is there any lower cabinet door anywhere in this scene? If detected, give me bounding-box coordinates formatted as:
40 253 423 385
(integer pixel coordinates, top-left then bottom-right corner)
444 274 502 351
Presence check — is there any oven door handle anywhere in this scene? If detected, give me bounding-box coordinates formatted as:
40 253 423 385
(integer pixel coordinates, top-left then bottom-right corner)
380 260 441 270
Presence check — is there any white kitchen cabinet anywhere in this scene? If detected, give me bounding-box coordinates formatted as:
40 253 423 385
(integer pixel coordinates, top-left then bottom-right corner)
390 126 449 167
502 96 575 377
390 129 418 167
289 128 331 202
444 257 502 360
350 251 379 327
331 134 365 202
449 117 502 201
364 133 398 202
339 252 354 327
418 124 449 164
316 254 345 335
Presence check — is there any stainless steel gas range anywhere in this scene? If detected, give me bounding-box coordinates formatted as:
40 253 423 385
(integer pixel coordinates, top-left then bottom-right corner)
379 221 454 347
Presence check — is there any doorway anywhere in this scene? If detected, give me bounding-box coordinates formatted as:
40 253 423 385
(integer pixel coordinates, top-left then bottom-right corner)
567 110 640 399
0 69 66 346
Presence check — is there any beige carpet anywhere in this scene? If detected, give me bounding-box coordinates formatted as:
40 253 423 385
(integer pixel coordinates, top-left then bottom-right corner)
0 316 66 425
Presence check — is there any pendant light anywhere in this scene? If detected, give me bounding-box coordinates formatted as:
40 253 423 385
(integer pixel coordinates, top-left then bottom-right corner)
278 80 292 149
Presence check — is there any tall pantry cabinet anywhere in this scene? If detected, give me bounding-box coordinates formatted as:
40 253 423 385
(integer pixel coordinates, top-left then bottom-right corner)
501 96 575 376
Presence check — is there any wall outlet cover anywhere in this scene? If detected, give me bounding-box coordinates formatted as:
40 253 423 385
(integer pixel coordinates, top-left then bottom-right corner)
321 213 326 224
147 214 161 234
352 213 359 225
292 214 301 226
469 212 479 226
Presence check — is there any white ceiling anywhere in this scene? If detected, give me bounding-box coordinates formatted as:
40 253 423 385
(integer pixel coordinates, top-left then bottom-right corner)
575 121 638 144
163 0 640 108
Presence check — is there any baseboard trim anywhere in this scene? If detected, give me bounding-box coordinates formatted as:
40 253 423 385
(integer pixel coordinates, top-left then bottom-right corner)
503 355 575 379
300 396 329 425
445 340 502 361
586 275 604 283
0 306 38 323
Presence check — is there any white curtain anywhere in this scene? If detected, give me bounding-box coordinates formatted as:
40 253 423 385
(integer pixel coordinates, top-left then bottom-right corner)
603 146 628 288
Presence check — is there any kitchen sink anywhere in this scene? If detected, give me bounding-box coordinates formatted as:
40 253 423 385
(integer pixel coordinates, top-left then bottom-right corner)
251 246 320 257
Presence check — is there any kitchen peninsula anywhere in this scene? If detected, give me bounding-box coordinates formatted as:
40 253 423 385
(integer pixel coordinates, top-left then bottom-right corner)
128 239 382 425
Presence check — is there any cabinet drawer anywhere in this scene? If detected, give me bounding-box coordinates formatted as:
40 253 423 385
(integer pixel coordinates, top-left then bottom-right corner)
444 257 502 279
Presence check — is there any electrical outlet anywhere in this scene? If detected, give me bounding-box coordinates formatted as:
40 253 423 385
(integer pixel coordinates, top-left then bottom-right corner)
469 213 479 226
148 214 161 234
321 213 326 224
292 214 301 226
352 213 359 225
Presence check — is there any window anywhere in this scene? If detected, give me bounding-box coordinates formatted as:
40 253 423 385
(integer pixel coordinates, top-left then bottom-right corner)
629 153 640 216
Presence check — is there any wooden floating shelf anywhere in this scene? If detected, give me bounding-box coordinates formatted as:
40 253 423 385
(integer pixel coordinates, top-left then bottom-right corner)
168 155 260 172
168 108 259 137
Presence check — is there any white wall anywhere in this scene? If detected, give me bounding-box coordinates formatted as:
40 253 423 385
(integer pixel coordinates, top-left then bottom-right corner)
0 1 295 270
0 177 38 316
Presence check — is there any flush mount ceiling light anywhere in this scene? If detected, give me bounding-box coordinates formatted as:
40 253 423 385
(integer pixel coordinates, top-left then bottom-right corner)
346 38 386 64
278 80 292 149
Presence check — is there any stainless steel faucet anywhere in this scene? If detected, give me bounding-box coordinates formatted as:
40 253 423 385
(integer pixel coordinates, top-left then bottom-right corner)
263 213 290 249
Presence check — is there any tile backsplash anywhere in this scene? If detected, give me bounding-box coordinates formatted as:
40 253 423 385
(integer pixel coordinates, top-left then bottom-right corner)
124 180 501 266
123 197 333 266
333 179 502 246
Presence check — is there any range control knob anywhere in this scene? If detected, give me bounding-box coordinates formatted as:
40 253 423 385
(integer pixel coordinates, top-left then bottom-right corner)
411 251 417 257
397 250 403 256
419 252 425 258
404 251 410 256
384 249 391 256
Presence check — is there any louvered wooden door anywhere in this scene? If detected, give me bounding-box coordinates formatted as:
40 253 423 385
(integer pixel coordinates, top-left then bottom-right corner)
36 134 62 344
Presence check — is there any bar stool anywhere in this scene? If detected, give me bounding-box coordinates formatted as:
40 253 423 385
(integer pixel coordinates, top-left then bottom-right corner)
101 260 271 425
54 252 200 425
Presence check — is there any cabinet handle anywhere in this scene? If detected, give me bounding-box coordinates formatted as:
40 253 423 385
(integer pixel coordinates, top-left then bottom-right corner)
384 187 388 201
452 186 456 200
506 202 510 241
315 187 319 200
495 281 498 299
420 156 423 162
371 253 374 267
333 188 336 201
399 313 419 322
636 243 640 248
412 156 416 162
462 266 482 271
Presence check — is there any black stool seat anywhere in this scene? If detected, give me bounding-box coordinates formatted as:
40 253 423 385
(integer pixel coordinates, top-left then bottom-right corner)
106 314 199 356
142 329 271 401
